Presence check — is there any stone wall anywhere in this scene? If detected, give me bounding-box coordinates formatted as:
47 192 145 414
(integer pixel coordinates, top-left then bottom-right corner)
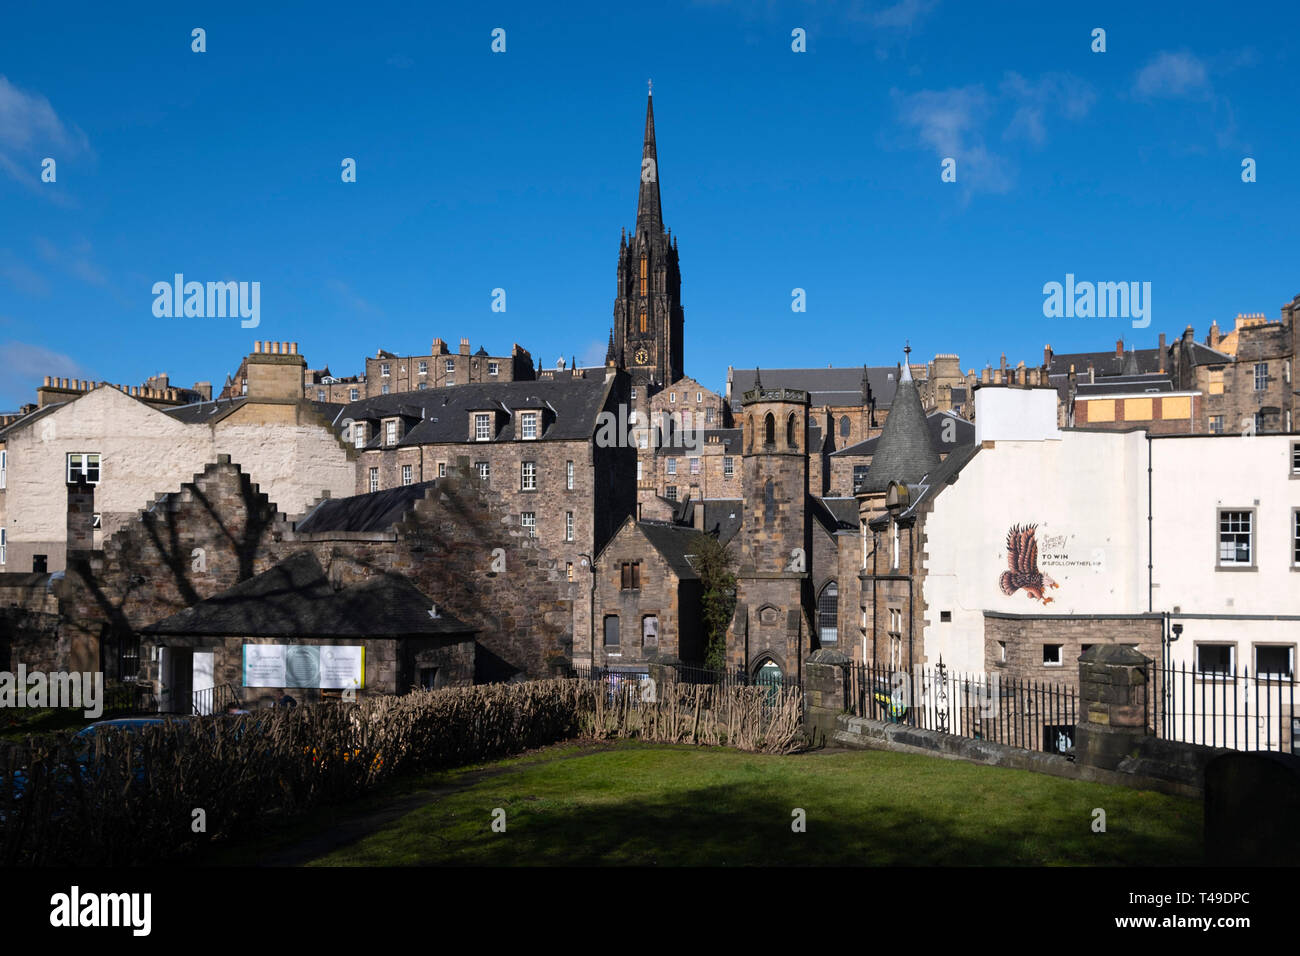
984 613 1163 692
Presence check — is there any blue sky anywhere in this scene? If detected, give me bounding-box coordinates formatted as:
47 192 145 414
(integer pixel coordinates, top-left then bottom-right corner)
2 0 1297 407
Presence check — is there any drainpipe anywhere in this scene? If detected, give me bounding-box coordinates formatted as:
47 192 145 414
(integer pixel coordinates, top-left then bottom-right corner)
1147 434 1153 614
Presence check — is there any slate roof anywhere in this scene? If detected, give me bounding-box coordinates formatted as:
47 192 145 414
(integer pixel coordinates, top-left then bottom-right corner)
338 378 610 445
295 482 437 533
831 411 974 459
856 369 940 494
1046 347 1165 377
0 403 62 439
142 551 474 637
812 497 858 534
1073 377 1175 397
698 499 744 545
729 367 901 412
638 522 708 579
163 397 250 424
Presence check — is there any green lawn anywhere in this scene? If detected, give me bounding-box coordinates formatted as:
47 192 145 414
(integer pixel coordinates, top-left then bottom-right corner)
219 741 1202 866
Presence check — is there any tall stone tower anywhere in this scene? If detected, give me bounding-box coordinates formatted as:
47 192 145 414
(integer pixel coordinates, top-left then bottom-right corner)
612 85 685 398
726 375 815 682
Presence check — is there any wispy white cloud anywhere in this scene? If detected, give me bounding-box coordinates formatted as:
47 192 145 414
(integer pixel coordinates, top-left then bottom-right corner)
0 340 89 407
1002 72 1095 146
326 279 382 317
892 85 1012 195
0 75 90 188
35 237 108 287
0 250 50 297
1133 51 1211 100
892 70 1094 196
871 0 939 29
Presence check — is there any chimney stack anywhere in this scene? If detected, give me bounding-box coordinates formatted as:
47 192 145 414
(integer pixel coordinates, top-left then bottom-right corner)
1044 344 1053 368
459 337 470 356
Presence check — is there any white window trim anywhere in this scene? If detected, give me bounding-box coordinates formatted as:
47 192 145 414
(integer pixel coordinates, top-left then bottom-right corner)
67 452 102 485
474 413 492 442
402 465 413 486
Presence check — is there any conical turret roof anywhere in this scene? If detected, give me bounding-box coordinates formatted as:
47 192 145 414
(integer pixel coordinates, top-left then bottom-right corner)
858 349 940 494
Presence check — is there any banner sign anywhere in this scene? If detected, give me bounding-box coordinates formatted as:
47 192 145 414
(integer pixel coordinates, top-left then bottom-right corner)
243 644 365 689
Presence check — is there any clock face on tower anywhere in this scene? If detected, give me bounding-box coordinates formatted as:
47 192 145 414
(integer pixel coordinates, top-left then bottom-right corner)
634 347 649 365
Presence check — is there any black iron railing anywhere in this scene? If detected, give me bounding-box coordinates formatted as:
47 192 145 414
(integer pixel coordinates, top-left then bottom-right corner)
1152 662 1296 753
847 661 1078 756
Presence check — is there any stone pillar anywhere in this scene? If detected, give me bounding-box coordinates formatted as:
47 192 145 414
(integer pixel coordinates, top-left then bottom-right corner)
803 649 851 746
1074 645 1150 772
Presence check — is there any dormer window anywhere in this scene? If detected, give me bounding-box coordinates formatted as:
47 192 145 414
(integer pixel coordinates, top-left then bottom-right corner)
385 420 398 446
521 411 539 440
353 423 366 449
474 413 492 442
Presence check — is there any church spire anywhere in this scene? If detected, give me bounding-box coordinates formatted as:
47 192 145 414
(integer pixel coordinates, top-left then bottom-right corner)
636 85 662 231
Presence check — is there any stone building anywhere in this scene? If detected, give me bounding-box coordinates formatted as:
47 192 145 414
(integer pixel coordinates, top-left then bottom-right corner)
24 449 574 693
723 380 817 683
362 338 534 397
141 550 477 709
589 519 709 670
339 371 637 653
0 341 355 574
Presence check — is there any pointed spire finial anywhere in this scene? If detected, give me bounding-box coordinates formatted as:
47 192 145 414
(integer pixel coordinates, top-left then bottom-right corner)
901 344 913 383
754 367 763 389
648 78 652 96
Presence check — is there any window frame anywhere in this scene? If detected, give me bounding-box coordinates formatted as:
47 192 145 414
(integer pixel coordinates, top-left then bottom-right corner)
1042 644 1063 667
401 464 413 486
1216 508 1255 569
723 456 734 479
521 511 536 537
475 461 490 481
380 362 390 377
1254 643 1294 680
1254 362 1268 391
368 467 379 493
67 452 101 484
520 412 538 440
566 460 574 490
418 360 428 375
385 420 398 446
521 460 537 491
488 361 499 376
1195 642 1235 679
565 511 574 542
474 413 492 442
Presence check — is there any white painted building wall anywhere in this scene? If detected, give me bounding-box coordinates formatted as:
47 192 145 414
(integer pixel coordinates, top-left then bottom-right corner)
0 386 354 572
922 426 1149 672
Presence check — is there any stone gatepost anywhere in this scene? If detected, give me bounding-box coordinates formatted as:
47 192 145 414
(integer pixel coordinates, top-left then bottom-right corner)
1074 644 1151 772
803 649 851 746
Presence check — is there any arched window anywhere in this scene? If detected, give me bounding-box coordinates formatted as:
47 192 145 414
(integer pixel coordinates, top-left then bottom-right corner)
839 415 850 438
763 413 775 446
818 582 839 645
787 412 797 449
639 309 647 334
639 256 648 296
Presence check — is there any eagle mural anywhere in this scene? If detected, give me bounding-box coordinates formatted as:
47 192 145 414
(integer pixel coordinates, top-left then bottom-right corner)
999 523 1058 604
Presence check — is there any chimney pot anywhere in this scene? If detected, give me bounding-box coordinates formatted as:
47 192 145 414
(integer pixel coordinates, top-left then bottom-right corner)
1116 339 1124 358
43 376 51 387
